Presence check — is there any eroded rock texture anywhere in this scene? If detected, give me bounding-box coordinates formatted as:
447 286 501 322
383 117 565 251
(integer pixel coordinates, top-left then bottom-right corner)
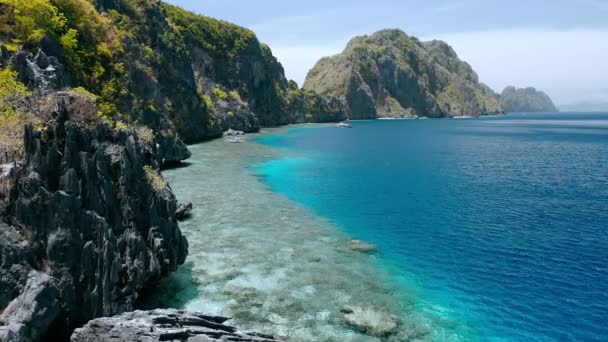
71 309 281 342
0 105 188 341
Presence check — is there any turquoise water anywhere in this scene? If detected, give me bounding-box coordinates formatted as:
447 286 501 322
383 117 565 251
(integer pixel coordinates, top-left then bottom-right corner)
158 132 447 341
255 113 608 341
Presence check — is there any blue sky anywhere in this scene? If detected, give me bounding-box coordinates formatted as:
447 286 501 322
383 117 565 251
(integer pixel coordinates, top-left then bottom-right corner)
166 0 608 107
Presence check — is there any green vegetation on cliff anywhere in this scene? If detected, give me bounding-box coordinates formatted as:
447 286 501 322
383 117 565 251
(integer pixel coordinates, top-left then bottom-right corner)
0 67 39 157
500 86 558 112
304 29 503 119
0 0 346 150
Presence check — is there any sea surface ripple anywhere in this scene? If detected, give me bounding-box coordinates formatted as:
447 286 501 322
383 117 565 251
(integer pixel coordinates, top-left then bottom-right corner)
255 113 608 341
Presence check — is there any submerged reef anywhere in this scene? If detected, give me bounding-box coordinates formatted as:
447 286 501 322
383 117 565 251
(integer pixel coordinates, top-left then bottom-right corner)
149 137 439 341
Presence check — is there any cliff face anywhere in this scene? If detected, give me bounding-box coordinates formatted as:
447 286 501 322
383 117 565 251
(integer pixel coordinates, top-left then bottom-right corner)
0 0 345 149
0 103 188 341
500 86 558 112
303 29 503 119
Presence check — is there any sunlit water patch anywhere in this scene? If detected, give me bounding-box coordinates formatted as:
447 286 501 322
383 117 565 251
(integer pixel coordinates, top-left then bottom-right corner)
147 127 466 341
147 113 608 341
253 113 608 341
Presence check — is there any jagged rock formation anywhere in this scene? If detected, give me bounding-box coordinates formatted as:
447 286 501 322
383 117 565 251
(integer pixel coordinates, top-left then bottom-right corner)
70 309 281 342
304 29 503 118
175 202 193 221
500 86 558 112
13 48 69 92
0 103 188 341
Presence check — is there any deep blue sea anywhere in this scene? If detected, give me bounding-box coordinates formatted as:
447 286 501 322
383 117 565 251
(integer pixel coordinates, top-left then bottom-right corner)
255 113 608 341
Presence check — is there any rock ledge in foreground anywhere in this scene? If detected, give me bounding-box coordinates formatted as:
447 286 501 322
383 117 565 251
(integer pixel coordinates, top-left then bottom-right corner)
70 309 282 342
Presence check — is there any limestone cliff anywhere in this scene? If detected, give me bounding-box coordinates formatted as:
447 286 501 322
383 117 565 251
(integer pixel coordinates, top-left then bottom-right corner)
0 0 345 148
0 103 188 341
500 86 558 112
303 29 503 118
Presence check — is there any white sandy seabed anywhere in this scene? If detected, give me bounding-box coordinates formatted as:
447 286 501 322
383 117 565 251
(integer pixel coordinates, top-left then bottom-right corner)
151 127 467 341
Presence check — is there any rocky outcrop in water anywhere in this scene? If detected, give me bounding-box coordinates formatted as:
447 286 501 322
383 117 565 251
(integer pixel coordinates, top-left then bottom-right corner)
304 29 503 118
342 239 377 254
175 202 193 221
0 103 188 341
340 305 399 337
500 86 558 112
154 132 192 166
70 309 281 342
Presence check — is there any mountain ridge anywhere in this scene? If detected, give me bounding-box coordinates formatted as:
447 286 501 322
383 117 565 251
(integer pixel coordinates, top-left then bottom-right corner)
304 29 503 119
500 86 558 112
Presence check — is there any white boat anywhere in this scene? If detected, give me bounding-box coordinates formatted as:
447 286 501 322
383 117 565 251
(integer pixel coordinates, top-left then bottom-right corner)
336 122 352 128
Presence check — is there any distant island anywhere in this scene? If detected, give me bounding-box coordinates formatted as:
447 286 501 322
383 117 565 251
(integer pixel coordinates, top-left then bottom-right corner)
500 86 558 112
304 29 503 119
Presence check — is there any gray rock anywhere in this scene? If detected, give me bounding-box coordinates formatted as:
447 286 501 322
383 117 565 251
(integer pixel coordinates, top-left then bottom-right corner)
154 132 192 166
0 224 30 310
13 49 68 92
70 309 282 342
0 102 188 340
339 239 378 254
176 202 193 221
500 86 558 112
222 129 245 137
341 305 399 337
0 271 61 342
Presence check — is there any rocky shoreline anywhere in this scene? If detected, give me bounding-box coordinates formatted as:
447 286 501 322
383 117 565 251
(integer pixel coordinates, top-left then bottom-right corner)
71 310 281 342
0 103 278 341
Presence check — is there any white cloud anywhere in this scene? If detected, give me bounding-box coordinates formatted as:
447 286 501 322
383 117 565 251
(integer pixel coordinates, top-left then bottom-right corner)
432 28 608 105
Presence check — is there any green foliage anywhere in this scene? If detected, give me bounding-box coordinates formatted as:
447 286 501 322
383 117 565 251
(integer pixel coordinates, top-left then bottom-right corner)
202 95 215 113
0 0 295 140
143 165 166 191
229 90 241 101
305 29 500 117
136 126 154 145
72 86 97 102
0 68 31 113
59 28 81 70
163 3 256 60
213 87 228 100
437 84 458 102
0 67 38 154
0 0 66 44
114 120 128 130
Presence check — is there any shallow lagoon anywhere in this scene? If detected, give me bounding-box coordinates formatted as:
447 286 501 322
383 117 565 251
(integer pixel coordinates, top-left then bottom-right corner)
154 126 462 341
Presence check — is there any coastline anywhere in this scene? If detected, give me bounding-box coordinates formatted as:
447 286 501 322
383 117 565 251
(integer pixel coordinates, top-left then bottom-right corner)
154 126 445 341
